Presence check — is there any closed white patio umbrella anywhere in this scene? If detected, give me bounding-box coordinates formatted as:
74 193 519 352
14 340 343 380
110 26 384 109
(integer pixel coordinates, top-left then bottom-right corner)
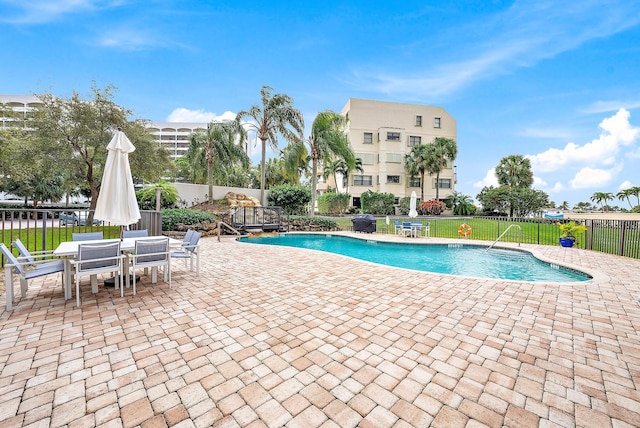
94 129 141 232
409 190 418 218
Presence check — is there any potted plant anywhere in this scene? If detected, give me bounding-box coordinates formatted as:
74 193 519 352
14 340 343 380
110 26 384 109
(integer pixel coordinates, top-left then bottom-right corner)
557 221 587 247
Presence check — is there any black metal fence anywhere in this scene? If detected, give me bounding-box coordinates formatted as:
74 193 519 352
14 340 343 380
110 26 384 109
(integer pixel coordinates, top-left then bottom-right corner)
1 208 162 263
368 215 640 260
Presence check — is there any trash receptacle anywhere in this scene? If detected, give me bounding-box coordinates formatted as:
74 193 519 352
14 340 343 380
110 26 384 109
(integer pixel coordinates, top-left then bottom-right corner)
351 214 376 233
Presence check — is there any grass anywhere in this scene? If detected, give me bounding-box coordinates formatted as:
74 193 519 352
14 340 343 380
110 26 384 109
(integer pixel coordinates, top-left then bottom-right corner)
332 216 580 247
2 225 121 254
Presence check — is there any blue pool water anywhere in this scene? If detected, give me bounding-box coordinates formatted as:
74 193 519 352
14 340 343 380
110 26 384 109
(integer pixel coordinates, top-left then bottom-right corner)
239 234 591 282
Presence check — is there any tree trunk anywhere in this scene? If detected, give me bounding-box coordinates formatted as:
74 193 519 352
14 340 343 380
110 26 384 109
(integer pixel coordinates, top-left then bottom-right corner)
310 157 318 217
260 138 267 206
207 161 213 203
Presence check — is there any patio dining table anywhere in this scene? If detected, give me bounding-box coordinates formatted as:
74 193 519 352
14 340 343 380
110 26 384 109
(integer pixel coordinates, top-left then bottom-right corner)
53 236 182 301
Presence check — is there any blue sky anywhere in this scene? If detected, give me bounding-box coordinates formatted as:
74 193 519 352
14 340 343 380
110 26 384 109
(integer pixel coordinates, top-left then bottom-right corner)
2 0 640 207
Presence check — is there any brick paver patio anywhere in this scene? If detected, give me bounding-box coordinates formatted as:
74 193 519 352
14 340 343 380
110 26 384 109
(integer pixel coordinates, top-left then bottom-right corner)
1 233 639 427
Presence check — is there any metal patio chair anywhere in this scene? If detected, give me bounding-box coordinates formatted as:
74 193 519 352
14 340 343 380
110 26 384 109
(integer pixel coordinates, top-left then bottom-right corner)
171 230 201 275
1 243 65 310
70 241 123 306
129 237 171 296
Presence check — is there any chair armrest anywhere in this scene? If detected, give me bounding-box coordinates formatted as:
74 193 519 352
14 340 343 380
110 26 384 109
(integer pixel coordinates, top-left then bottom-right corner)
17 252 61 262
70 254 124 268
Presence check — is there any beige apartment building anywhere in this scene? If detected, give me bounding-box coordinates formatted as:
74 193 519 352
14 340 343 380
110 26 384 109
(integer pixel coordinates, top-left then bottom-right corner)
333 98 457 208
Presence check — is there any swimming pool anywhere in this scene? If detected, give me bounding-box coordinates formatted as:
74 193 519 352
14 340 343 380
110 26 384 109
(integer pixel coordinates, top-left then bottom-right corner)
239 234 592 282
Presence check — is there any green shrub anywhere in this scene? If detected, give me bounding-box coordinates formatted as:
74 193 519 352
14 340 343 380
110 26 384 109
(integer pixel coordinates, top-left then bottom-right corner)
267 184 311 215
360 190 395 215
162 208 216 231
317 192 350 214
289 215 339 231
397 196 411 215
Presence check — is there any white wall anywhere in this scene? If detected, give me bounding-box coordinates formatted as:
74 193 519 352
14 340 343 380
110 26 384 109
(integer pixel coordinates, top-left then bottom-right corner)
173 183 264 207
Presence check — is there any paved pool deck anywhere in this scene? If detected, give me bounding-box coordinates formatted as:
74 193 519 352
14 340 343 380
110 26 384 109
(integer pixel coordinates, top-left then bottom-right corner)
1 233 639 427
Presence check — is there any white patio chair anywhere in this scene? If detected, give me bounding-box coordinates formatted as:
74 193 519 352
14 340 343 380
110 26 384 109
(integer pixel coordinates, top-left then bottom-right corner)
129 237 171 296
1 243 66 310
123 229 148 238
70 241 123 306
72 232 104 241
171 230 201 275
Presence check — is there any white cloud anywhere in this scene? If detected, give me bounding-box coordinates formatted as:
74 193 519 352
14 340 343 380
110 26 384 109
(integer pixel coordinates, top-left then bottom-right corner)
166 108 236 123
533 176 547 187
527 109 640 173
550 182 565 193
569 164 623 189
618 180 633 191
473 168 498 188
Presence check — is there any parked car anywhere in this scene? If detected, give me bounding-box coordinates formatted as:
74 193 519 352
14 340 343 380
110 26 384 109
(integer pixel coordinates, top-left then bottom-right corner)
59 211 102 226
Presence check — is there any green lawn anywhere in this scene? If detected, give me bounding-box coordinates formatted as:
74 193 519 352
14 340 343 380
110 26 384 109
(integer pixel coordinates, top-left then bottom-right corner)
332 216 580 247
2 226 121 254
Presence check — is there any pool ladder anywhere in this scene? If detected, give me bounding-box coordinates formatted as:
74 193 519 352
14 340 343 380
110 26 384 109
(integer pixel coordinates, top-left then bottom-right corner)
487 224 522 251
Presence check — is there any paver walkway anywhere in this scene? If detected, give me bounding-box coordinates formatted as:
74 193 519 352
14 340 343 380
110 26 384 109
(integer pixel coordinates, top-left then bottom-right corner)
1 233 639 427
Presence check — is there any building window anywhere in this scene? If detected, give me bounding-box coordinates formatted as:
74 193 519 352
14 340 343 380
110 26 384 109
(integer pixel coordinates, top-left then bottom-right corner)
416 115 422 126
385 153 402 163
386 175 400 184
353 175 373 186
409 136 421 147
434 117 441 128
433 178 451 189
408 178 421 188
363 132 373 144
357 153 375 165
386 132 401 141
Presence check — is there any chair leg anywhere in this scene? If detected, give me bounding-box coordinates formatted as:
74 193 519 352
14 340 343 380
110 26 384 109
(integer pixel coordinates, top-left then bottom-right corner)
119 262 124 298
19 277 29 298
132 265 137 296
5 267 14 311
90 274 98 294
76 276 81 307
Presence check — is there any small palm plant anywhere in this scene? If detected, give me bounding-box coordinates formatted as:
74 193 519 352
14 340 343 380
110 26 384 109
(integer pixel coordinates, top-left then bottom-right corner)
558 221 587 247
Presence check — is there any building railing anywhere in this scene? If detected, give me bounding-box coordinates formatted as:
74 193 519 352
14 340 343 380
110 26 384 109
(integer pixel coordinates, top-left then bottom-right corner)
229 206 289 233
1 208 162 263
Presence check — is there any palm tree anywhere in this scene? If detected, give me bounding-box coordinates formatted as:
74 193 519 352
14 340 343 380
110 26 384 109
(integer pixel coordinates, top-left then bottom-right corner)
559 201 570 210
616 188 634 210
284 111 354 216
236 86 304 205
187 119 249 202
280 144 310 184
263 158 288 188
446 191 474 215
495 154 534 189
404 144 431 201
425 137 458 200
629 186 640 207
322 159 344 192
338 157 363 194
590 191 614 211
